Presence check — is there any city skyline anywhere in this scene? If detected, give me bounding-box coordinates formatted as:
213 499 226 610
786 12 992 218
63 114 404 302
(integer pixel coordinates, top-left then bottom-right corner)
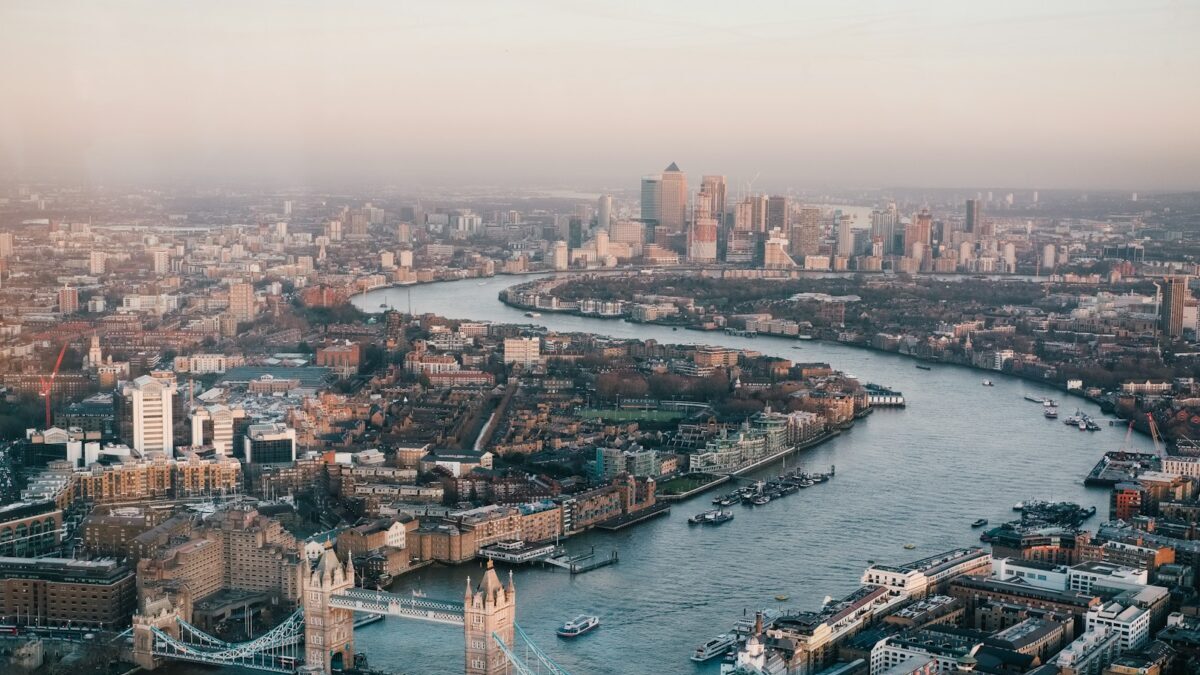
1 1 1198 190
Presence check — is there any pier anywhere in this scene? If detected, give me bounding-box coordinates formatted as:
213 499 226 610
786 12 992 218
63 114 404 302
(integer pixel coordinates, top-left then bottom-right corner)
540 546 620 574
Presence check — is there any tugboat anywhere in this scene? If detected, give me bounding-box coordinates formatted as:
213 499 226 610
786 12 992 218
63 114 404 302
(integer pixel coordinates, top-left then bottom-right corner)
556 615 600 638
1044 406 1059 419
971 518 988 528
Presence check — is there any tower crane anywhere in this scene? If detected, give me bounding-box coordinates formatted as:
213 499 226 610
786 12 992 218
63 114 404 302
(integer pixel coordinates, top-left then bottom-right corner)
38 343 69 428
1146 413 1165 458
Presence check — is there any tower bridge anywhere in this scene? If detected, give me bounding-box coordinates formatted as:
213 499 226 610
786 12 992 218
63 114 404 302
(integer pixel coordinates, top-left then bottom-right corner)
131 550 571 675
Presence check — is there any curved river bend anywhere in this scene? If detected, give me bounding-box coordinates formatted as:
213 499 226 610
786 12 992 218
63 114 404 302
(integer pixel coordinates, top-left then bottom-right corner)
177 276 1116 675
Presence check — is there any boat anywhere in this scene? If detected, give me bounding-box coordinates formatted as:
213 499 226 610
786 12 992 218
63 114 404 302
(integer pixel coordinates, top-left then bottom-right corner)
477 281 488 286
1044 399 1057 407
775 594 789 602
1013 501 1025 511
691 633 738 662
1078 420 1087 431
971 518 988 528
915 364 932 371
706 510 734 525
1024 394 1047 403
981 380 994 386
752 495 770 506
796 334 814 340
524 311 542 318
556 615 600 638
792 345 803 350
903 543 916 550
689 510 718 525
1044 407 1058 419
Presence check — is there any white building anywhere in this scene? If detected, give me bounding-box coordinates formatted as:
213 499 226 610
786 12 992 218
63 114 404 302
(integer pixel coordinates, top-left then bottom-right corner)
1085 601 1151 652
1054 628 1120 675
120 375 177 457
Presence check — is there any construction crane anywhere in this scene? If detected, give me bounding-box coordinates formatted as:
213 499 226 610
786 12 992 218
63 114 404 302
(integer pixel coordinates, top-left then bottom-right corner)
1147 413 1165 458
38 343 69 429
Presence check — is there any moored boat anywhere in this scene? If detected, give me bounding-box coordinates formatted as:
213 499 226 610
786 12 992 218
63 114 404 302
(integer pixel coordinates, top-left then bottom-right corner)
971 518 988 528
692 633 737 662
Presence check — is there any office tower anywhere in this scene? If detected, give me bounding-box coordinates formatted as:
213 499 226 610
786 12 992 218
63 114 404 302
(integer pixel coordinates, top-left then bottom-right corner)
687 199 719 263
870 208 898 255
597 194 612 231
190 404 236 455
700 175 726 225
1161 275 1190 339
836 214 854 257
568 218 584 249
244 423 297 464
965 199 981 234
1032 191 1039 204
658 162 687 236
397 222 411 243
118 375 177 456
58 286 79 314
905 210 933 257
0 232 11 258
734 195 768 233
640 175 661 227
1041 244 1056 272
228 283 256 322
381 251 395 269
89 250 107 275
1003 242 1016 272
766 196 790 231
152 249 170 275
791 207 822 258
551 241 569 270
595 230 609 258
325 220 343 241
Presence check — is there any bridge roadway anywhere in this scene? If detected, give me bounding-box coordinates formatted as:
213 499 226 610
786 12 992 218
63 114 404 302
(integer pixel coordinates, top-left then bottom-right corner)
329 588 465 626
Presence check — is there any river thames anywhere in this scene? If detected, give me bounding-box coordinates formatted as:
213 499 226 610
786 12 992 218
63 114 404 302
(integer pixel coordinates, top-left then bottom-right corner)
176 274 1118 675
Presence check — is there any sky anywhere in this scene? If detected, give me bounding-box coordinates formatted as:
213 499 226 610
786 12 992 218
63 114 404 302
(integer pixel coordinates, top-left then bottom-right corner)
1 0 1198 191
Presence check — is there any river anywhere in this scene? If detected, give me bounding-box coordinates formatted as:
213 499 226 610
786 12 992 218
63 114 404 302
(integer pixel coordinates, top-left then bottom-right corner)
173 275 1117 675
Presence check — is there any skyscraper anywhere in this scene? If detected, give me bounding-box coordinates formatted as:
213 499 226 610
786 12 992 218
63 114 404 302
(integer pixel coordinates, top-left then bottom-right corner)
687 199 718 263
965 199 981 234
766 196 790 231
836 214 854 257
1161 275 1190 339
640 175 661 228
658 162 687 236
905 210 933 257
790 207 822 258
700 175 726 225
597 194 612 231
118 375 177 456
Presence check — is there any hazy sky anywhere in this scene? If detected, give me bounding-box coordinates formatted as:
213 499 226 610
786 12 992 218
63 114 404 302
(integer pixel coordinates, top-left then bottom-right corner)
1 1 1198 190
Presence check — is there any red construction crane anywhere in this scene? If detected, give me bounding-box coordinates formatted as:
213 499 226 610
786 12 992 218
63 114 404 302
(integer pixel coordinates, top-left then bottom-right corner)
1147 413 1165 458
38 343 69 428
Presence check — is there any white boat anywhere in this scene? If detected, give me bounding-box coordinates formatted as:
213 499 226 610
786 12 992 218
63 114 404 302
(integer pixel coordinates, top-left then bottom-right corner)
981 380 994 386
525 311 542 318
692 633 738 662
557 615 599 638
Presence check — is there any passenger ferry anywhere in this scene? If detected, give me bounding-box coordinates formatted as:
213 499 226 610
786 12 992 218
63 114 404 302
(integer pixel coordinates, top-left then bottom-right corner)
556 615 600 638
692 633 738 662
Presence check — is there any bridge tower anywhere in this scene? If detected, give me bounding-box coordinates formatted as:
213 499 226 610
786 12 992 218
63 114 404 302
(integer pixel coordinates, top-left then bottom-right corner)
303 549 356 674
463 560 516 675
